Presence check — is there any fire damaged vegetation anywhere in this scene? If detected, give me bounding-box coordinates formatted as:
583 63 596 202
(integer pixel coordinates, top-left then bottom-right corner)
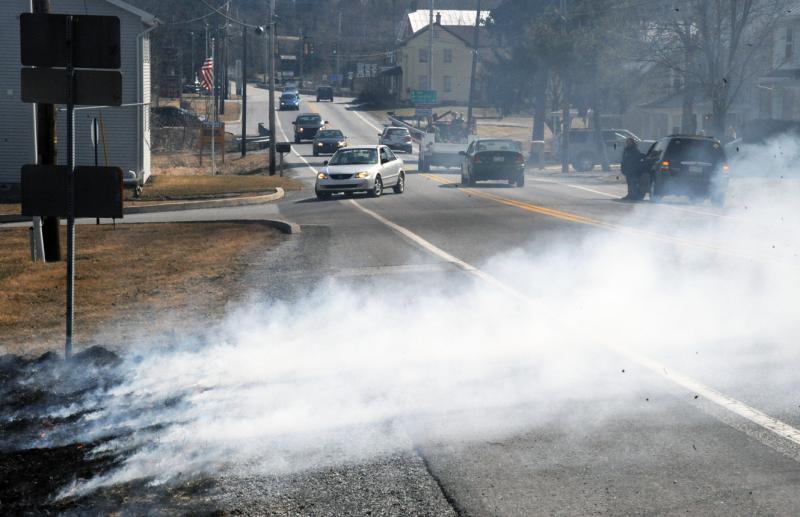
0 346 218 514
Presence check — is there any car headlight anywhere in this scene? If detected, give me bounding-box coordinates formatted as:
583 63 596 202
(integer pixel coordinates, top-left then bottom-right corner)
338 141 346 146
355 171 371 179
317 172 329 180
317 142 324 146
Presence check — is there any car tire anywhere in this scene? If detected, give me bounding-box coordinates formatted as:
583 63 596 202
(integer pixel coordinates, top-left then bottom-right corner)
572 153 596 172
316 97 320 102
315 191 331 201
313 149 319 157
393 172 405 194
516 172 525 187
295 136 300 144
649 176 663 202
419 156 430 172
370 175 383 198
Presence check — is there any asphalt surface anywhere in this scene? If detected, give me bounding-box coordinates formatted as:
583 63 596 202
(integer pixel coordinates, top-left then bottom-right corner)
13 85 799 515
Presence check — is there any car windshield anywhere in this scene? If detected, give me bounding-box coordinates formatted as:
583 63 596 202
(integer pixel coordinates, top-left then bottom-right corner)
329 149 378 165
317 130 343 139
281 94 297 100
665 139 725 163
386 128 409 136
475 140 521 152
297 115 321 124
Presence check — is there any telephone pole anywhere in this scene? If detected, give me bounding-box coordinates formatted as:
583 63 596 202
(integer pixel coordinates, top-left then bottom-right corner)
466 0 481 129
241 25 248 157
428 0 434 92
560 0 570 174
32 0 60 262
268 0 277 175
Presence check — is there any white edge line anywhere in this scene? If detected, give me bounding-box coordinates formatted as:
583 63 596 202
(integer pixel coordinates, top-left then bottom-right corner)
285 99 800 451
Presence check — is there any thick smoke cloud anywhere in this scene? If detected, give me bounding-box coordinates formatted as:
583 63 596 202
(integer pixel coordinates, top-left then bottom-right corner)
42 137 800 497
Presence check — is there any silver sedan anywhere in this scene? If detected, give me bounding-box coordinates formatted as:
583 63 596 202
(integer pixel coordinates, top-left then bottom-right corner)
315 145 406 200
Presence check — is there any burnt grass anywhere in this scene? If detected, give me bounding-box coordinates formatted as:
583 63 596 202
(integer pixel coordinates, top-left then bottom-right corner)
0 346 220 515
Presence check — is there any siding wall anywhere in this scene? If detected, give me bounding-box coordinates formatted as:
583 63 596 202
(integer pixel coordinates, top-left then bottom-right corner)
398 28 472 104
0 0 150 184
0 1 37 184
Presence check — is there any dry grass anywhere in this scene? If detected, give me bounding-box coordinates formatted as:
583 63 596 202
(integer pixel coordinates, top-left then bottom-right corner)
127 175 302 201
0 222 282 357
369 106 501 120
152 150 273 176
0 203 20 215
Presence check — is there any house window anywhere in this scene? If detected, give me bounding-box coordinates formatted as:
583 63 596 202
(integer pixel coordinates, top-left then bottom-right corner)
444 48 453 63
786 27 794 61
443 76 452 93
418 75 429 90
419 48 428 63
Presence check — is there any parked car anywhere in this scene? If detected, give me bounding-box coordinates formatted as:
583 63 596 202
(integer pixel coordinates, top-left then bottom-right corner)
557 128 652 172
460 139 526 187
293 113 327 143
315 145 405 199
640 135 729 206
150 106 203 128
378 126 414 154
279 92 300 111
317 85 334 102
313 129 348 156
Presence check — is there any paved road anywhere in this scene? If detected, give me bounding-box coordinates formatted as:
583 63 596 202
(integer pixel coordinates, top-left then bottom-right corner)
215 85 800 515
28 85 795 514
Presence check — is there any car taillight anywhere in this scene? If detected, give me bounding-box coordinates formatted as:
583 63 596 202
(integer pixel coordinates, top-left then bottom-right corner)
722 163 730 173
473 155 482 164
660 160 670 171
515 154 525 164
404 136 412 142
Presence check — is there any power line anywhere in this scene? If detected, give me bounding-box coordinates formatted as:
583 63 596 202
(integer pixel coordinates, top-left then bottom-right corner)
195 0 262 29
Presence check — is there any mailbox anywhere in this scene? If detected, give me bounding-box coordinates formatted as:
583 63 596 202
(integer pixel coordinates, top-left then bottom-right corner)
276 142 292 154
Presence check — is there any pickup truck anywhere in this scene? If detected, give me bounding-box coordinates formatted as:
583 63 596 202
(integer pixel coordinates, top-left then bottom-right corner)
419 132 477 172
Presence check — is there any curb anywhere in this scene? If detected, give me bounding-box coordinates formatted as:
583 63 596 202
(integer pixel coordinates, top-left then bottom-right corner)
0 188 286 224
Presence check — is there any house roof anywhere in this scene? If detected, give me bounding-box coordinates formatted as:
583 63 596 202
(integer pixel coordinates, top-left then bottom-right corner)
407 9 490 33
105 0 159 27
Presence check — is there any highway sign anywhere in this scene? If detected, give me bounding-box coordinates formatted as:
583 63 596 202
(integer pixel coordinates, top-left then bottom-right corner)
20 13 121 69
21 165 123 218
21 68 122 106
415 108 433 118
411 90 437 105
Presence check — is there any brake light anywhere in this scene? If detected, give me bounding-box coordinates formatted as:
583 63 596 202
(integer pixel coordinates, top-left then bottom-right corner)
661 161 670 168
515 154 525 164
473 155 482 164
404 136 412 142
722 163 730 173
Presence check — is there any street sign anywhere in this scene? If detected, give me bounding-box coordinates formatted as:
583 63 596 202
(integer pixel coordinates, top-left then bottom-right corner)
21 68 122 106
21 165 123 218
415 108 433 118
20 14 121 69
411 90 437 105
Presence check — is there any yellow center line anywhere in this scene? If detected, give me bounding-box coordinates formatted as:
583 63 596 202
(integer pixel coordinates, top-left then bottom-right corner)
421 173 783 265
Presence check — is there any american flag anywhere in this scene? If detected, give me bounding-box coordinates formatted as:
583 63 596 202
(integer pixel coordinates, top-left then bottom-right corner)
200 57 214 92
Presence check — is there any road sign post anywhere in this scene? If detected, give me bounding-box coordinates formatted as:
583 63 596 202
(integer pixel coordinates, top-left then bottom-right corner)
19 12 122 357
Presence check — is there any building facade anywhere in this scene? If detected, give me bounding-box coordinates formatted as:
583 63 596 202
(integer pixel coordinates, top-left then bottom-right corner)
0 0 157 186
759 3 800 120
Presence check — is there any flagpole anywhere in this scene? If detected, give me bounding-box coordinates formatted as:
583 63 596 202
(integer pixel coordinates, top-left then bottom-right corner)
211 38 216 176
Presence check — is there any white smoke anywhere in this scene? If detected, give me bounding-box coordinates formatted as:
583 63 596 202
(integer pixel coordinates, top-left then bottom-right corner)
55 136 800 497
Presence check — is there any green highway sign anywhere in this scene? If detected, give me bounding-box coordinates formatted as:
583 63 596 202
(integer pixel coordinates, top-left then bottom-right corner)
411 89 437 105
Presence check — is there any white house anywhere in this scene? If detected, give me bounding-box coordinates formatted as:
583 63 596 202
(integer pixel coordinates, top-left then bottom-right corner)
758 1 800 120
0 0 157 187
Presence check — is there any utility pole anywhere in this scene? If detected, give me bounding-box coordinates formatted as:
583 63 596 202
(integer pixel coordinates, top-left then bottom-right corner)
268 0 277 175
211 37 217 176
466 0 481 130
560 0 570 174
241 25 248 157
428 0 434 92
336 12 342 87
298 28 304 87
32 0 60 262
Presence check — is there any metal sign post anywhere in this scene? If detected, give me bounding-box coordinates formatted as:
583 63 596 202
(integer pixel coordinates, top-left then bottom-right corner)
20 12 122 358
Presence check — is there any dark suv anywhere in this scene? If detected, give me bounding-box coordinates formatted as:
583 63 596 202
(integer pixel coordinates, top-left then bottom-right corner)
316 86 334 102
640 135 729 206
293 113 326 143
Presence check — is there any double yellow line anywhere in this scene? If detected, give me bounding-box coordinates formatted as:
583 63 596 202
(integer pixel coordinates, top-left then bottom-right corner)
421 173 782 265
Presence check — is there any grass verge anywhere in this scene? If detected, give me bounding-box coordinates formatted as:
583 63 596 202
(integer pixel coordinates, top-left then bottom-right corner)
0 222 282 357
126 174 302 202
